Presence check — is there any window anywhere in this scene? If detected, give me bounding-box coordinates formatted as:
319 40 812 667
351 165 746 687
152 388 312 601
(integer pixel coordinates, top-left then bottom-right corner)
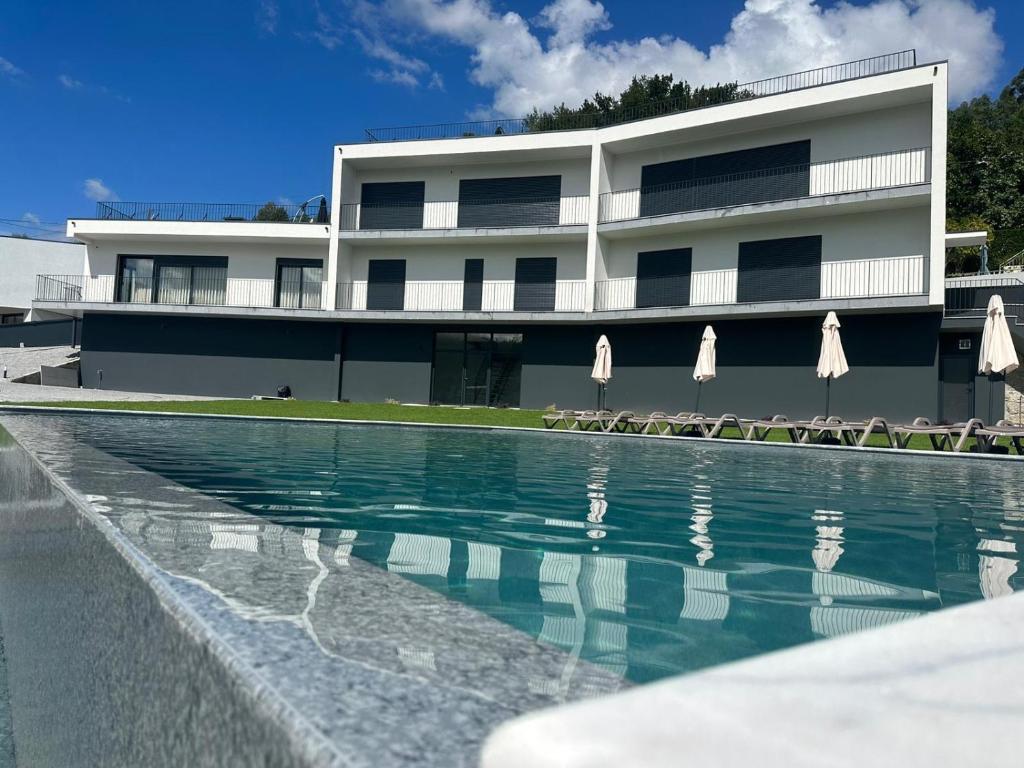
736 235 822 303
514 257 557 312
639 140 811 217
463 259 484 311
458 176 561 228
360 181 425 230
366 259 406 310
635 248 692 308
116 255 227 306
275 259 324 309
1 312 25 325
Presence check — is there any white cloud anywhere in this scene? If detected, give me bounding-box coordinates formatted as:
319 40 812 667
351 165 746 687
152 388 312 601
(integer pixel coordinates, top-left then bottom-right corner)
370 68 421 87
21 212 41 226
257 0 279 34
0 56 25 80
59 72 131 102
83 178 119 202
354 0 1002 114
58 73 84 90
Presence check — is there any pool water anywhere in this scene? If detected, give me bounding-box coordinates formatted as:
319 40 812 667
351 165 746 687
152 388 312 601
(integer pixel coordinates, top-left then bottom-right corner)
70 416 1023 684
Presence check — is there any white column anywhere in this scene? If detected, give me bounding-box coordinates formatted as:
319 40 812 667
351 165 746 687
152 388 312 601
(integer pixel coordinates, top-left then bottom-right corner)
326 146 344 311
929 63 948 307
584 142 610 313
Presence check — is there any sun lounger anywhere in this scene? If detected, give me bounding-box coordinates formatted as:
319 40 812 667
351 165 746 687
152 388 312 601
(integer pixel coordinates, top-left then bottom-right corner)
542 410 581 430
574 410 613 431
697 413 746 439
745 415 804 443
805 416 894 448
951 418 985 453
974 420 1024 455
598 411 640 433
893 417 955 451
663 412 710 437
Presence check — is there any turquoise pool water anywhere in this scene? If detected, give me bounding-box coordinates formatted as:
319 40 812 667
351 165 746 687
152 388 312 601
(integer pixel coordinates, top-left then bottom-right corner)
72 416 1022 684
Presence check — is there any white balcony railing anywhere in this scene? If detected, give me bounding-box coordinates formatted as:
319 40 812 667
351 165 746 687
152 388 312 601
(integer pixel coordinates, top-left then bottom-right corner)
336 279 587 312
598 147 931 223
595 256 926 311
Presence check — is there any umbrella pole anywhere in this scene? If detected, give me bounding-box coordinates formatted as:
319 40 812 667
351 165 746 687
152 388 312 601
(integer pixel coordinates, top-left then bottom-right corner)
695 380 702 414
825 375 831 419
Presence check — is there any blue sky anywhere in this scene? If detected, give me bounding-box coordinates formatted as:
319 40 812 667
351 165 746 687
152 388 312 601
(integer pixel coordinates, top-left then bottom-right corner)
0 0 1020 238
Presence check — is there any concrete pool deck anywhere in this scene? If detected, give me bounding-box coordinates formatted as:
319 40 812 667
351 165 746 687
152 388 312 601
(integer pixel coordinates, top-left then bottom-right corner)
0 409 1021 766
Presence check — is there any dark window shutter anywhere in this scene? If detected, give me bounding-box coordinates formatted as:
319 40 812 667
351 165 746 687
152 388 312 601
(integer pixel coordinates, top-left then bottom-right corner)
360 182 425 230
737 235 821 303
640 141 810 217
367 259 406 310
463 259 484 311
514 257 557 311
458 176 561 228
636 248 692 308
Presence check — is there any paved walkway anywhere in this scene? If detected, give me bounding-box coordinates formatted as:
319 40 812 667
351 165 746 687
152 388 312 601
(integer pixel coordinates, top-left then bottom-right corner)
0 381 220 403
0 346 78 381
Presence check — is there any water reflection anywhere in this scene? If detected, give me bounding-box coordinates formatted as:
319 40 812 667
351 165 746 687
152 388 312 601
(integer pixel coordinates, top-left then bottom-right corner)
13 414 1024 687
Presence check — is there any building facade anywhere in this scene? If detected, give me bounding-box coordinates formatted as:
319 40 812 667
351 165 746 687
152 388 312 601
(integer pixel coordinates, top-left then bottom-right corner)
35 51 1012 422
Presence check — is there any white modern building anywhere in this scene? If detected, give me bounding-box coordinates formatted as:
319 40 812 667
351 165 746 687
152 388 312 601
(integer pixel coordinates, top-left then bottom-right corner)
0 235 85 324
33 50 1018 420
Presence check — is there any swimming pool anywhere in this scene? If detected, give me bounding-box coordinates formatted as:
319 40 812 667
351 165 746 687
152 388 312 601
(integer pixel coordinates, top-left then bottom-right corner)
1 412 1021 765
42 413 1024 682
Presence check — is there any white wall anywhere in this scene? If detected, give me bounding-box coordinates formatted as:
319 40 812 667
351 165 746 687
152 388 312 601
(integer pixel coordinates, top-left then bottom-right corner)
605 102 932 192
0 236 86 319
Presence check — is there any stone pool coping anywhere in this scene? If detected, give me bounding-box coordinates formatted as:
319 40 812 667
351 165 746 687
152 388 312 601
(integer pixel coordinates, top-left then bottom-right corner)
1 404 1022 463
482 588 1024 767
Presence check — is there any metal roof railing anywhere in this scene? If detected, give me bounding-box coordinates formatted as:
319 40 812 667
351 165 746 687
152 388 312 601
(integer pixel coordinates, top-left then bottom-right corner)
362 50 918 143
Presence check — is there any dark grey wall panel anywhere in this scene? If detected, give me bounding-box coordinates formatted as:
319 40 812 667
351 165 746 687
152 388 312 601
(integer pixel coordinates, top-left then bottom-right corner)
79 313 341 399
519 314 941 421
340 323 434 403
360 181 425 230
367 260 406 311
463 259 484 311
0 319 79 348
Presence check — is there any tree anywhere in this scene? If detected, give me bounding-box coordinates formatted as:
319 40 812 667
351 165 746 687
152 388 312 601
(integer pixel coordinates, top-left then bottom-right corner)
524 74 746 132
254 201 290 222
946 66 1024 261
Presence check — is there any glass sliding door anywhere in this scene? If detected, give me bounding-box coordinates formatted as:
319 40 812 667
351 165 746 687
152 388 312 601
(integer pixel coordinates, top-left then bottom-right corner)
430 331 523 407
157 265 191 304
117 257 154 303
276 259 324 309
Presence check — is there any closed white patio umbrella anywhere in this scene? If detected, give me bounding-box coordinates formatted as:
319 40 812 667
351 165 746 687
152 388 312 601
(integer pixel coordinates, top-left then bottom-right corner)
817 311 849 418
979 295 1019 423
591 334 612 410
693 325 717 413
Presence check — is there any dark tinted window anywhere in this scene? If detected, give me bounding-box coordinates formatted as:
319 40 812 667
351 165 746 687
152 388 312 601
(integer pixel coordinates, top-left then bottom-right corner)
514 257 557 312
463 259 484 311
640 141 811 217
367 259 406 310
636 248 692 308
737 235 821 303
458 176 561 228
360 182 425 230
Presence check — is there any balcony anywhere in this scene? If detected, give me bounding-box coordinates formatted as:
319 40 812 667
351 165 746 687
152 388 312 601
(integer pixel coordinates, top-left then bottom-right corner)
35 274 329 310
335 280 588 312
595 256 928 311
598 148 931 226
359 51 918 143
93 199 330 224
339 195 589 232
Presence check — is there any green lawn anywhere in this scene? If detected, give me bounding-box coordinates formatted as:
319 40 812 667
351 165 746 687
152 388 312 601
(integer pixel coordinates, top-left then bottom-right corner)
5 399 942 450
